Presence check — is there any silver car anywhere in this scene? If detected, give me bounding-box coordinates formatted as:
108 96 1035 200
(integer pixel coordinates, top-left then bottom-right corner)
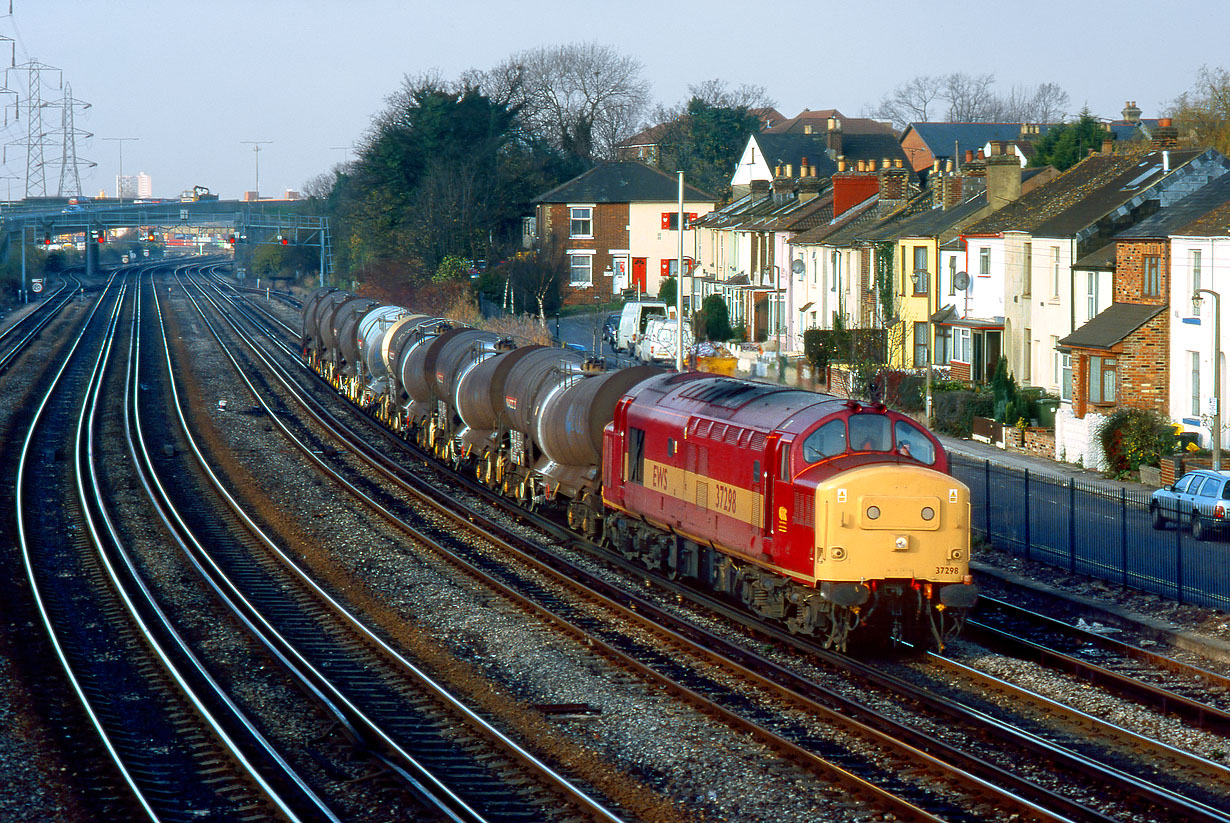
1149 469 1230 540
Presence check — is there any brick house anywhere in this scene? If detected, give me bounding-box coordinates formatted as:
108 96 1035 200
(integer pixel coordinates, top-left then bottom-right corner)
532 162 715 307
1057 170 1230 469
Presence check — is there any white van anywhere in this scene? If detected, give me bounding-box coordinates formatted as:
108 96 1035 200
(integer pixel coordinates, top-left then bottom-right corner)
635 317 693 363
614 301 668 353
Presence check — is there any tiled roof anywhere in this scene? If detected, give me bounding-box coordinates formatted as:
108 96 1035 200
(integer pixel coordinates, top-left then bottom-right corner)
905 122 1055 159
790 196 883 246
1073 243 1118 270
533 161 715 204
1058 302 1165 350
763 110 895 135
1115 173 1230 238
961 150 1203 237
753 132 912 178
863 192 987 242
1177 200 1230 237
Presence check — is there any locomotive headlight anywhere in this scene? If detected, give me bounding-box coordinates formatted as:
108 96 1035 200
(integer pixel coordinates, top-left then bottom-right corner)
949 548 964 560
895 536 908 550
921 506 935 521
867 505 881 520
831 546 846 560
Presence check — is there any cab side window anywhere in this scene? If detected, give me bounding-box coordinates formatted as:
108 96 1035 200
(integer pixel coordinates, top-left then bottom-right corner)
801 419 846 463
892 420 936 465
628 427 646 483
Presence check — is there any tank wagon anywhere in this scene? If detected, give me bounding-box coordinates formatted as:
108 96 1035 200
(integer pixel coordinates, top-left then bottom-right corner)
302 291 978 650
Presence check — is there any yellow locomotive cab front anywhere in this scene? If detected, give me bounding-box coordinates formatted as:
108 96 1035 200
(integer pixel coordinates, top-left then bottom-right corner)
814 463 971 586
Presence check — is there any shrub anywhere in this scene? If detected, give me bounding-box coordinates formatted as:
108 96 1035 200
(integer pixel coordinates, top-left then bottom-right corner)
932 387 994 437
1097 407 1178 476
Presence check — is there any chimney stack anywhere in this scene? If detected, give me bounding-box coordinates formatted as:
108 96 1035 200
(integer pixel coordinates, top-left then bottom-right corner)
985 145 1022 209
826 116 843 158
1122 100 1141 124
1152 118 1179 150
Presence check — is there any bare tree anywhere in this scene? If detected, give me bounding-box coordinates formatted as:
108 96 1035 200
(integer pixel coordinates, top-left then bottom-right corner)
868 73 1070 128
476 42 651 161
1169 65 1230 156
867 75 946 130
686 78 776 110
942 72 999 121
997 82 1071 123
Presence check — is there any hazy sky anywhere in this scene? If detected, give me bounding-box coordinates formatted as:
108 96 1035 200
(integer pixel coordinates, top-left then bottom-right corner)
6 1 1228 201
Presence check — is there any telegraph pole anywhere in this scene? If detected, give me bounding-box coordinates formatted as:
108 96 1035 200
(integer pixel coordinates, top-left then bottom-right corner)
241 141 272 199
101 136 138 204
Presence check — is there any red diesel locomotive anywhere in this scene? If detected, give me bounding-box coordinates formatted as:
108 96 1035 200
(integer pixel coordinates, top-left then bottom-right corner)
602 371 976 649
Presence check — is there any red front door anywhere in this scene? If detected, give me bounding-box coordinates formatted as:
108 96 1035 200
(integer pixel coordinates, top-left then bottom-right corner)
632 258 647 292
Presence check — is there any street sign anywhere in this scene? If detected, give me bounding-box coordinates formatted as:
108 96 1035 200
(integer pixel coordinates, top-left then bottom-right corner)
31 279 43 293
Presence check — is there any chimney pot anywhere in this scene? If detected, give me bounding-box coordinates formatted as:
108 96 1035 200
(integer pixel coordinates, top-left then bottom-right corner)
894 158 902 169
804 124 812 135
785 163 793 177
965 149 974 162
838 157 846 172
1159 117 1173 128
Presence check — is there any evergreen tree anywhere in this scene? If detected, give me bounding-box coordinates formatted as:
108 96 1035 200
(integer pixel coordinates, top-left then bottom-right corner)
1028 110 1112 171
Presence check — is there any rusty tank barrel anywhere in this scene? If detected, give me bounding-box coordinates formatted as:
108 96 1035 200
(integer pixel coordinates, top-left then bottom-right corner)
301 285 338 345
537 365 662 468
456 345 545 432
502 347 585 446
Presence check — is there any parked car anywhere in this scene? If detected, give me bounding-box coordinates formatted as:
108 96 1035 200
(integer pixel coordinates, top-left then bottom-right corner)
1149 468 1230 540
601 313 621 347
634 317 693 363
614 301 668 353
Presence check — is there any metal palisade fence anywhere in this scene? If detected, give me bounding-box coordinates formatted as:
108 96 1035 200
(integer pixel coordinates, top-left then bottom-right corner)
950 454 1230 611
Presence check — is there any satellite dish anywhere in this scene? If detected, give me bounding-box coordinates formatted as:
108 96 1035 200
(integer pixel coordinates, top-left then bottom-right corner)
791 258 806 275
953 271 970 290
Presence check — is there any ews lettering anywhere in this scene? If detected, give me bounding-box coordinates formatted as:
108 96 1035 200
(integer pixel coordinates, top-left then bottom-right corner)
652 464 669 490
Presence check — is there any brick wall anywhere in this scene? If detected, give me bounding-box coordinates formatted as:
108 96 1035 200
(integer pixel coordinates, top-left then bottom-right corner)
1114 240 1170 304
1019 426 1056 458
539 202 629 306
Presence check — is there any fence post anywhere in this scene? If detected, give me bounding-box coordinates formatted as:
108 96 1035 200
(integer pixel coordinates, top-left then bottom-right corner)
1175 514 1184 603
1120 487 1128 587
1068 479 1077 573
984 460 991 542
1023 469 1031 561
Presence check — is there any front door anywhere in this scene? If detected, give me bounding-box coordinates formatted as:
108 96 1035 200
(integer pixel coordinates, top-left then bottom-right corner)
632 258 647 294
973 333 985 382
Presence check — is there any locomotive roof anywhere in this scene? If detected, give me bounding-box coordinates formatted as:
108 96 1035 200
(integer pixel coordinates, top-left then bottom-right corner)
641 373 848 432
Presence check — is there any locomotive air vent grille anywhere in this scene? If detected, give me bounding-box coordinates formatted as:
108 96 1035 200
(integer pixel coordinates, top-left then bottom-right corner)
695 482 708 509
711 423 726 442
698 420 713 439
793 491 814 526
725 426 742 445
749 431 767 451
698 447 709 475
752 503 763 528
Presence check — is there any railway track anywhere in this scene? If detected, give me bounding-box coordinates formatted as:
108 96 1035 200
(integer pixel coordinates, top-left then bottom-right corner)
165 267 626 822
15 270 291 820
189 270 1214 822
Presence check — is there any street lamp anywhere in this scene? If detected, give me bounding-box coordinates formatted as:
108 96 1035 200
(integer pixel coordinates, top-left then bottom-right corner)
1194 288 1222 470
241 141 272 199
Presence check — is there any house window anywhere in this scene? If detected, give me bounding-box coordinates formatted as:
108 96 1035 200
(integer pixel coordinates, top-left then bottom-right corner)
569 206 593 238
1088 356 1117 404
569 253 593 286
979 247 990 276
1051 246 1061 297
954 327 971 363
1060 352 1072 401
1191 351 1201 417
1022 242 1031 297
913 246 928 294
935 326 952 364
661 212 697 230
948 257 957 295
1143 255 1161 297
1193 249 1203 296
1087 272 1098 321
913 322 928 367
